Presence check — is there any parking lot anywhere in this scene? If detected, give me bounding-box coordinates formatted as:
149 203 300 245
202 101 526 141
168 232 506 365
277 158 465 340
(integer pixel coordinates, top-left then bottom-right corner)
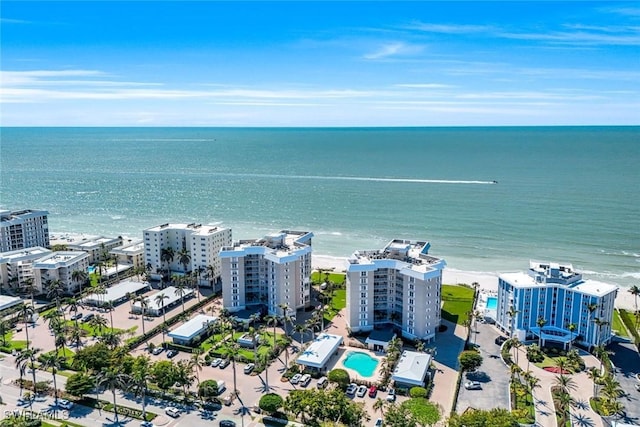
608 339 640 424
456 321 510 413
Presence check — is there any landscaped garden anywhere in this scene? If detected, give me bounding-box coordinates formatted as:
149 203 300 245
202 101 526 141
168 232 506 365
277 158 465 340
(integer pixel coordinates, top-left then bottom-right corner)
441 284 475 325
526 345 584 373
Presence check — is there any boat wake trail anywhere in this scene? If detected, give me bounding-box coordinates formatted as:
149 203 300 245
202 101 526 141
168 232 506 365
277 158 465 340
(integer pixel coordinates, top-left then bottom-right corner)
222 173 496 184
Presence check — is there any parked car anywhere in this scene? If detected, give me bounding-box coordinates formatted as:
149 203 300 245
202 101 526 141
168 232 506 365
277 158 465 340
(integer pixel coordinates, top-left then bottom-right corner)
219 421 236 427
375 418 383 427
219 358 230 369
57 399 73 409
494 336 507 345
290 374 302 384
166 349 178 358
140 422 155 427
70 312 83 320
300 374 312 387
81 313 95 322
386 388 396 402
151 346 164 355
244 363 255 374
356 385 367 397
165 407 180 418
464 381 482 390
368 385 377 398
346 383 358 395
317 376 328 388
210 358 222 367
17 396 34 406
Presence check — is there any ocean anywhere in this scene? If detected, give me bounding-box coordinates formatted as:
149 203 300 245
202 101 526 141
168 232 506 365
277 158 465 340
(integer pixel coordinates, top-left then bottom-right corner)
1 127 638 291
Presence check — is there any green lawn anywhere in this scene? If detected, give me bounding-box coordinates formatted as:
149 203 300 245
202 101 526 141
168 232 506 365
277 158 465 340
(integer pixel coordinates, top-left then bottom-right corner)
311 271 345 286
324 289 346 322
611 309 629 338
511 381 536 424
207 331 288 363
441 284 475 325
0 331 28 352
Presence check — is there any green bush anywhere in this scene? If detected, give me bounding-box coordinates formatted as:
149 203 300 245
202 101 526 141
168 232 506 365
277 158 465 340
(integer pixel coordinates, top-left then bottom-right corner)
259 393 284 414
327 369 350 389
409 386 428 398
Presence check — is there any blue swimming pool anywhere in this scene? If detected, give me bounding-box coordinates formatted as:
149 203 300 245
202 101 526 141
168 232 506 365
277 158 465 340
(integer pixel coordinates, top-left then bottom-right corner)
342 351 379 378
486 296 498 310
88 266 96 274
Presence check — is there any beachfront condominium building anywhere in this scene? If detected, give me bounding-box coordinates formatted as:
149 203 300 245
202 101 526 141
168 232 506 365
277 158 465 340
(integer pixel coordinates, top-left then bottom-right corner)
219 230 313 319
0 209 50 252
110 239 145 269
32 251 90 294
496 261 618 349
345 240 446 343
0 247 53 292
67 236 123 264
144 223 232 285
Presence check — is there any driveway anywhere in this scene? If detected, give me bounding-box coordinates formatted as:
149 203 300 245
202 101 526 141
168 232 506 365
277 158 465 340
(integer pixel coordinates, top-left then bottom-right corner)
455 321 510 413
608 339 640 424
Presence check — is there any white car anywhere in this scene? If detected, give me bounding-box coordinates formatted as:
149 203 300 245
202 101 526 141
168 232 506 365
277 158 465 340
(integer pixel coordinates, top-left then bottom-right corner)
211 358 222 367
290 374 302 384
386 388 396 402
346 383 358 395
464 381 482 390
244 363 255 374
300 374 312 387
356 385 367 397
57 399 73 409
151 346 164 355
165 407 180 418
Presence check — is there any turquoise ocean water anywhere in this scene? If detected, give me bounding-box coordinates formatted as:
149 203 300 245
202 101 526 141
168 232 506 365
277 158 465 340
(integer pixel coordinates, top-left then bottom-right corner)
1 127 638 290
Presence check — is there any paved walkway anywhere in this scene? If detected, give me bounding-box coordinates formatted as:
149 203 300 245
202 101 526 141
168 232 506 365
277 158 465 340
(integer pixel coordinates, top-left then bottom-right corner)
511 345 604 427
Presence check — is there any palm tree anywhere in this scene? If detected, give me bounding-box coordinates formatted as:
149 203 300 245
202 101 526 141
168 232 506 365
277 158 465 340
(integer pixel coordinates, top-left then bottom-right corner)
373 398 386 417
593 318 609 349
69 324 84 348
553 374 577 394
18 347 40 394
105 301 115 329
131 355 152 421
88 314 108 338
587 366 600 397
47 279 66 315
136 296 149 335
160 247 175 280
567 323 577 350
601 374 623 400
265 315 279 350
19 304 35 350
257 351 270 392
628 285 640 317
507 305 519 339
40 353 65 406
71 269 88 296
190 350 205 388
100 330 122 349
97 368 131 424
155 292 170 324
15 351 31 397
536 317 547 348
586 302 599 347
0 319 9 346
174 280 189 314
177 248 191 273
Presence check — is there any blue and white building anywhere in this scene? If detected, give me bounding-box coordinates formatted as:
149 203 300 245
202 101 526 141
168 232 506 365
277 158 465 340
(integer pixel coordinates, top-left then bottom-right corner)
496 261 618 349
345 240 445 342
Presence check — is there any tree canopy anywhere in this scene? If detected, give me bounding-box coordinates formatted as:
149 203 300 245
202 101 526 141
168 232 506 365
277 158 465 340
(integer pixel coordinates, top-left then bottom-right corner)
259 393 284 414
65 372 95 397
198 379 219 400
459 350 483 372
447 408 519 427
401 398 440 426
327 368 350 389
284 388 366 426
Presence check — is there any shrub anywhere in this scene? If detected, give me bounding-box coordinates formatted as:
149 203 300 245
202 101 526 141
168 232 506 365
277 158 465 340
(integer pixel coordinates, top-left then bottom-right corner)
199 379 219 399
526 345 545 363
409 386 428 398
327 369 350 390
459 350 483 372
259 393 284 414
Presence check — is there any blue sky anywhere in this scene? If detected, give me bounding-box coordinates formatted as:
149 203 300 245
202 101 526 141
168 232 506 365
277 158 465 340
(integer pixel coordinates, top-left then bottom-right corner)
1 1 639 126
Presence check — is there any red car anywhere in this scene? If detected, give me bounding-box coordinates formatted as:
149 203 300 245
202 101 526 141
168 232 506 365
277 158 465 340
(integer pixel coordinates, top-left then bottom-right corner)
368 385 377 398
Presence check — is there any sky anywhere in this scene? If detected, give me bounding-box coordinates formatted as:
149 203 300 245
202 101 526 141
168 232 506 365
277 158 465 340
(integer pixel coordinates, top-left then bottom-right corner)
1 1 639 126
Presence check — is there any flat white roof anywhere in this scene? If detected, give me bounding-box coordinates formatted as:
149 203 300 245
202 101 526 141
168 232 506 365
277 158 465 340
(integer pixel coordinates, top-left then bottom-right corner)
33 251 88 268
0 247 52 263
134 286 194 311
572 279 617 297
168 314 217 340
296 333 343 369
0 295 24 311
83 280 149 304
391 350 432 386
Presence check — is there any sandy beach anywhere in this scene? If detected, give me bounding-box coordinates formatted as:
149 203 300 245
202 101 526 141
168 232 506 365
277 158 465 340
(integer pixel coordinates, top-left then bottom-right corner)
312 254 636 311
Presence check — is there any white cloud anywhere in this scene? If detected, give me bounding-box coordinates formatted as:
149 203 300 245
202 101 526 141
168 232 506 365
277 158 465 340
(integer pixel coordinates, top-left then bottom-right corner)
363 42 423 60
403 22 495 34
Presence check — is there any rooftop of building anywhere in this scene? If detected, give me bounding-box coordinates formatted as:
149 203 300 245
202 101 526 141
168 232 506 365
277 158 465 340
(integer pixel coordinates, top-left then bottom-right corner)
33 251 88 267
0 209 49 223
391 350 432 385
0 246 52 262
221 230 312 260
296 333 343 369
144 223 229 234
110 239 145 254
168 314 217 340
68 236 122 250
347 239 444 272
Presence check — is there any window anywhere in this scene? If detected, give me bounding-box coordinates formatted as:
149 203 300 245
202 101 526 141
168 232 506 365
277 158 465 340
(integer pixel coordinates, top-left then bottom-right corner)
360 292 367 298
360 271 367 277
360 278 367 284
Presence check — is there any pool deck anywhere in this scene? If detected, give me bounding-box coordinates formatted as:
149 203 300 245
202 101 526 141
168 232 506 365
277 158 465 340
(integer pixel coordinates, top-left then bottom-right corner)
325 347 383 383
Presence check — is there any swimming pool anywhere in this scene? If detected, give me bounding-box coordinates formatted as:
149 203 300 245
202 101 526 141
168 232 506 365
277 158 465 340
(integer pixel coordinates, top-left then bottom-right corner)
87 266 96 274
342 351 379 378
486 296 498 310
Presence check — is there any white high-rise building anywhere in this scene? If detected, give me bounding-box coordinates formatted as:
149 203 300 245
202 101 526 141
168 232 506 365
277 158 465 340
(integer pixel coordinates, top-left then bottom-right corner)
0 209 50 252
143 223 232 286
345 240 446 342
496 261 618 349
219 230 313 319
32 251 90 294
0 247 53 291
110 239 145 269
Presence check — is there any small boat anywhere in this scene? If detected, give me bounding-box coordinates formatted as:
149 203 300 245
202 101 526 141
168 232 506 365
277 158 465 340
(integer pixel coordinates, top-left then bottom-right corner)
492 180 498 184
